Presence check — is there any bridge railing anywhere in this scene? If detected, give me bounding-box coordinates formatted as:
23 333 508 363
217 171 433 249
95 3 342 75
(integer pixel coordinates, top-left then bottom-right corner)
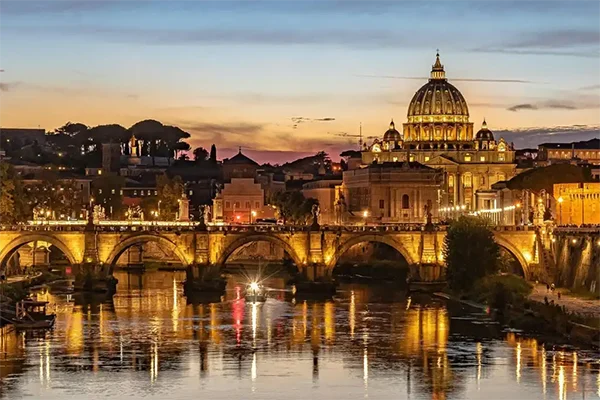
1 221 540 234
553 226 600 234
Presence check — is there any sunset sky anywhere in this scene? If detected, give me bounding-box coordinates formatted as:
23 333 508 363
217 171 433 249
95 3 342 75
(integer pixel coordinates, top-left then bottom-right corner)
1 0 599 163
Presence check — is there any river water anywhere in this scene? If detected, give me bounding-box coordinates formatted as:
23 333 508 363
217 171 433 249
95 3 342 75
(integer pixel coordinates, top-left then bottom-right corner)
1 270 599 400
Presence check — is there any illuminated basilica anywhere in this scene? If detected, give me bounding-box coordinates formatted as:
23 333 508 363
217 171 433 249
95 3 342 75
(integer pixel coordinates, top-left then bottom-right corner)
359 53 517 212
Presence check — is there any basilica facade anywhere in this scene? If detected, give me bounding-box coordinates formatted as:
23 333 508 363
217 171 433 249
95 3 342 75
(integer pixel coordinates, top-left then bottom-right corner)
360 53 517 211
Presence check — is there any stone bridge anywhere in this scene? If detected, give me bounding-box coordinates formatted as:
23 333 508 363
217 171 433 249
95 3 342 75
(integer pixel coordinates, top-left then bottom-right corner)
0 223 544 282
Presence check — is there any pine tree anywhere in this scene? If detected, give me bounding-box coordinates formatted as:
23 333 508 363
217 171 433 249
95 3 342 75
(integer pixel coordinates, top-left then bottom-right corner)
209 144 217 163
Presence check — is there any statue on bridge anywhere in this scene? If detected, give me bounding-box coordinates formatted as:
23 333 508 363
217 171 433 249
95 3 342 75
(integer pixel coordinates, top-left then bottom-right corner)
311 203 320 230
424 203 433 231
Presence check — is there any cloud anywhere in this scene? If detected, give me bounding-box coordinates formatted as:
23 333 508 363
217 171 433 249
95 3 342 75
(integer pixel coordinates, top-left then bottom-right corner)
5 1 594 19
507 100 591 112
507 104 537 112
290 116 335 129
355 74 538 84
472 29 600 58
494 125 600 148
0 81 22 92
578 84 600 91
8 25 413 49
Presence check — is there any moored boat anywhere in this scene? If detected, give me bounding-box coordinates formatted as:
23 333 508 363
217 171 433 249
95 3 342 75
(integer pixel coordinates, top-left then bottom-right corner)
12 299 56 330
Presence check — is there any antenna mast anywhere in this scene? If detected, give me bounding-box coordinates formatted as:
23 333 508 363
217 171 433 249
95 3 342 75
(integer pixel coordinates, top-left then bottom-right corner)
358 122 363 150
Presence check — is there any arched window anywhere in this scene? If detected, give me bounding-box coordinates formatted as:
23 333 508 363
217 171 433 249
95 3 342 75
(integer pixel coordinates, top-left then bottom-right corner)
402 194 410 209
448 175 455 188
463 173 473 188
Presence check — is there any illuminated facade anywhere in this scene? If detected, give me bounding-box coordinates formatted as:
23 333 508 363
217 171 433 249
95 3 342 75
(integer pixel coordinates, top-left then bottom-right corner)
361 53 517 210
213 178 264 223
553 182 600 225
538 139 600 166
339 162 443 224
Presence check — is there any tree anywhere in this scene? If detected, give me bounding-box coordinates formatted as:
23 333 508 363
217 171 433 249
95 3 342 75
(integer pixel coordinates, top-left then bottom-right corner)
92 175 126 219
272 191 318 225
24 172 84 220
193 147 208 162
156 174 185 220
209 144 217 163
442 216 500 293
0 163 17 223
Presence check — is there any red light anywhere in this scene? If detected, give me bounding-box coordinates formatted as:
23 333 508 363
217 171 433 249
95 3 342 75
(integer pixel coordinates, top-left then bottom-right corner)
65 266 72 275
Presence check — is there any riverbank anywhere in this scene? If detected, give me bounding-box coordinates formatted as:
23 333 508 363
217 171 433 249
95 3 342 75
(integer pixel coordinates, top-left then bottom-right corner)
529 283 600 317
435 287 600 349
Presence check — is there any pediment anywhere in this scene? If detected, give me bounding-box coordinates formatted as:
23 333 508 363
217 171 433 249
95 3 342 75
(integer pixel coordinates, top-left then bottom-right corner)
425 155 459 166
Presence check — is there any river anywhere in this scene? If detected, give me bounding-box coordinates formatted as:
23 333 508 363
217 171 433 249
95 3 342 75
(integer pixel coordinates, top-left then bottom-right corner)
1 270 599 399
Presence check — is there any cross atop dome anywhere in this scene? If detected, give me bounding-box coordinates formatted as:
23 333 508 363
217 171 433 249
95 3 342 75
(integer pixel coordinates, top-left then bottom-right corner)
390 119 395 130
430 50 446 80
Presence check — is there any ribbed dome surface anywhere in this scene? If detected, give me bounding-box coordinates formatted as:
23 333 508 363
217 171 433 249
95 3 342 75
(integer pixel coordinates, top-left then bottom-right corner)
383 120 401 141
406 53 469 119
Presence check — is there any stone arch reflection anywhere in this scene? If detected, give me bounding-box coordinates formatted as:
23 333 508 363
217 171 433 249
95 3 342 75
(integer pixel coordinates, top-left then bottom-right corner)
332 240 410 283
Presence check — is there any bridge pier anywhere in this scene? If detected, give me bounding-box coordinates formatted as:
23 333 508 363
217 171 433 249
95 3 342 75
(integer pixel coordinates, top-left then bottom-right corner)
183 263 227 295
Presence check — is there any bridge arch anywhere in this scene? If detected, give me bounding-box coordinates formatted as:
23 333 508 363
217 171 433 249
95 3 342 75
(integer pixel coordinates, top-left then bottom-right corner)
327 233 416 270
0 233 78 268
494 235 530 279
217 234 303 267
105 233 191 273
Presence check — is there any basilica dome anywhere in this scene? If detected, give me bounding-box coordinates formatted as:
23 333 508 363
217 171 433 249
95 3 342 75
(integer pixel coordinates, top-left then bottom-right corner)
475 119 494 141
406 53 469 123
383 120 401 142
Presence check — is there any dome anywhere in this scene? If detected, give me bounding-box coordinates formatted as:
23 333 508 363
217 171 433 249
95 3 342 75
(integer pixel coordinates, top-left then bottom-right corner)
406 53 469 121
475 119 494 141
383 120 401 142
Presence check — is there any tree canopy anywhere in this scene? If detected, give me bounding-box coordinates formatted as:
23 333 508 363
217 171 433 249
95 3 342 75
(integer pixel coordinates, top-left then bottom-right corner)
271 191 318 225
156 174 185 220
506 164 593 194
443 216 500 293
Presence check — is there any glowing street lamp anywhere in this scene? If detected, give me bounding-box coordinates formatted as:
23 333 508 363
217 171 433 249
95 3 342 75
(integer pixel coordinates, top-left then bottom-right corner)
557 196 563 225
251 210 257 224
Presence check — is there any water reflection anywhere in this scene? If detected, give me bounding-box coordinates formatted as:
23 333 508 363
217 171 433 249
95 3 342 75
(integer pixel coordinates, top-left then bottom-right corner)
0 270 598 400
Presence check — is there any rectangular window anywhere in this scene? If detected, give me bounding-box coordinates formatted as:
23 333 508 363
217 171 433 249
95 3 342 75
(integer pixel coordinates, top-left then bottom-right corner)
424 156 430 162
464 154 471 162
225 201 230 209
111 189 115 194
409 155 415 162
255 202 260 208
120 190 123 195
235 202 240 208
392 157 398 162
98 189 102 194
498 154 505 161
379 199 384 209
480 156 486 162
189 190 193 196
245 201 251 209
154 190 158 195
141 190 145 196
133 190 137 196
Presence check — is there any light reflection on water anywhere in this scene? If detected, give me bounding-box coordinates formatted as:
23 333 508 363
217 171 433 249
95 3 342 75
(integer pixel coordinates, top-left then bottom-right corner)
0 270 599 400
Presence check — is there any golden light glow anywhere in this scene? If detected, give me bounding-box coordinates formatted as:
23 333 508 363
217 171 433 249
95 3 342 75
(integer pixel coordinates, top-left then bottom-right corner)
558 196 564 204
523 252 532 262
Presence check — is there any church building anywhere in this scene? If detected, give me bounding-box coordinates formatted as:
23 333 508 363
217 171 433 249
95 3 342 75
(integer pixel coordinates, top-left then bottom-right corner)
359 53 517 211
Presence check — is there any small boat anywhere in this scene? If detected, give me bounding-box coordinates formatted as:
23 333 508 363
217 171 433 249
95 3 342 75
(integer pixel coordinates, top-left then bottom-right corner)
245 282 267 303
12 299 56 330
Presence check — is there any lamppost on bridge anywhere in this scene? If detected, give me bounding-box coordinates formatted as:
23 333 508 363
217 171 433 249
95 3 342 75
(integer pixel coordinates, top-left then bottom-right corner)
251 210 257 224
557 196 563 225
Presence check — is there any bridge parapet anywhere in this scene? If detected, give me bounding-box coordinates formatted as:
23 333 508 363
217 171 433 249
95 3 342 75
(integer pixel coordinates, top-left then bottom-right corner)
0 223 542 285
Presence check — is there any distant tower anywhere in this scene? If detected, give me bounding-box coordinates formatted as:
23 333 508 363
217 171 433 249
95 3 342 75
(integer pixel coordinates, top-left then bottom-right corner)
102 143 121 174
129 134 139 157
